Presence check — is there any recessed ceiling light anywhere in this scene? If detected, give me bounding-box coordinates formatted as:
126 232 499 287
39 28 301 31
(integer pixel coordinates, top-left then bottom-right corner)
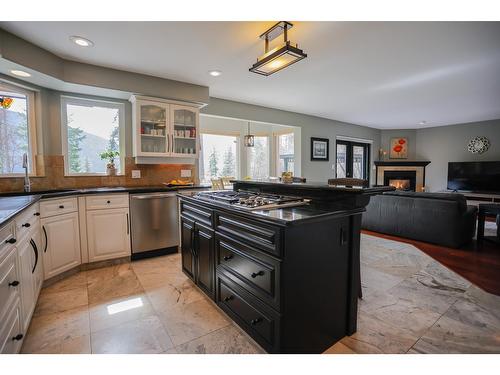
10 70 31 77
70 36 94 47
209 70 222 77
419 121 427 125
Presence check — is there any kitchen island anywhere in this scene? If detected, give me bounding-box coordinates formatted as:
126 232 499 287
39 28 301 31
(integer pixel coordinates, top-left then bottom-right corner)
177 181 393 353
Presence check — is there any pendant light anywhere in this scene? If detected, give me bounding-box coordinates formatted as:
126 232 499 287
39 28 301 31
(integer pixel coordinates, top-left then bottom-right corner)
249 21 307 76
244 122 255 147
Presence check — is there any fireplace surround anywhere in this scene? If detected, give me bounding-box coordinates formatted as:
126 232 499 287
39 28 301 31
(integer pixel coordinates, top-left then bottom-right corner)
375 161 430 192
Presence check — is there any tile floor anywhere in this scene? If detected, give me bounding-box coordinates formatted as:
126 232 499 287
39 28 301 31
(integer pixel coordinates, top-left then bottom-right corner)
21 233 500 354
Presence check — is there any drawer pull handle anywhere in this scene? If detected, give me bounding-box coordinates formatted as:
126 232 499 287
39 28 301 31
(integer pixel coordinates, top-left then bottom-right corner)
22 223 31 228
12 334 23 341
251 271 265 278
59 205 65 209
34 212 40 216
5 238 16 244
250 318 262 325
9 280 20 287
223 255 233 261
107 200 111 204
223 296 233 302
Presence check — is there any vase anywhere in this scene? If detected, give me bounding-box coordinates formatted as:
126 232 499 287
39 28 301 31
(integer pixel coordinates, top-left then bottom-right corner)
106 163 117 176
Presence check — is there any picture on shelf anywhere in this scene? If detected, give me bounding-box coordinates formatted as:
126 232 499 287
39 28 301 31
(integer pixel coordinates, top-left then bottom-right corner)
311 137 329 161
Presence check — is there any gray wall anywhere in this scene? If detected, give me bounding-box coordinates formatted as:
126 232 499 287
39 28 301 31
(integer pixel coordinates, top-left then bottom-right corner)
202 98 381 183
415 119 500 191
380 129 417 160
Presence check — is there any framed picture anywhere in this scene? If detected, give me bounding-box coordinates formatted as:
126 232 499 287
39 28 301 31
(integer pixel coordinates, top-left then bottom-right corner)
311 137 329 161
390 137 408 159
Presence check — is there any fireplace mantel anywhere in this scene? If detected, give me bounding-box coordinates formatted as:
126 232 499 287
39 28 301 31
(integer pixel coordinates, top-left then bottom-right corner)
375 161 431 192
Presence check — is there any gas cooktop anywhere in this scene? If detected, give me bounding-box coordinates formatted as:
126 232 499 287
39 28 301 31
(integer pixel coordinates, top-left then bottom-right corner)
194 190 310 210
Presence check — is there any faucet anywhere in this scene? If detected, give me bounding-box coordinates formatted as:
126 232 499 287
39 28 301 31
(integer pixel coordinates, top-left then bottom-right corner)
22 153 31 192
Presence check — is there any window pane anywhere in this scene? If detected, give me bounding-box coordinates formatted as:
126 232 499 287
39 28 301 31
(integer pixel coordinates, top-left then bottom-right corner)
248 136 269 180
0 89 30 174
353 145 365 179
200 133 238 183
64 101 121 174
277 133 294 175
336 144 347 178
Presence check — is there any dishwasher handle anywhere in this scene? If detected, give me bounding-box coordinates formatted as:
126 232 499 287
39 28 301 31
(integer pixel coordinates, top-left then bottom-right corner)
131 193 177 200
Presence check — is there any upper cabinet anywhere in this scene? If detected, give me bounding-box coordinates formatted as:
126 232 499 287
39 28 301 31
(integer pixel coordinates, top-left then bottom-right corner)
130 96 200 163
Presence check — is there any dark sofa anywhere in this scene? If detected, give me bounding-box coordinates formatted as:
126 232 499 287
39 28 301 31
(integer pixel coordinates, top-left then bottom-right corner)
361 191 478 248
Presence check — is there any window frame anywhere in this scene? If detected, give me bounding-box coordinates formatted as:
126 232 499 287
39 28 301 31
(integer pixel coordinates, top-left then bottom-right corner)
199 130 241 183
61 96 125 177
0 81 37 177
335 139 370 180
274 131 295 176
246 134 271 180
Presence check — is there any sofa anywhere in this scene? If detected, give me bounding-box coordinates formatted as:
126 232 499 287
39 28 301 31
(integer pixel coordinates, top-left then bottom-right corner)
361 191 478 248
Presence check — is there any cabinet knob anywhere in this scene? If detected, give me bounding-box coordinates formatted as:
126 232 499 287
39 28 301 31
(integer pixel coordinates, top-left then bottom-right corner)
107 200 111 204
251 271 265 278
11 334 23 341
22 223 31 228
223 296 233 302
223 255 233 261
34 212 40 216
59 205 64 209
5 238 16 244
9 280 20 287
250 318 262 325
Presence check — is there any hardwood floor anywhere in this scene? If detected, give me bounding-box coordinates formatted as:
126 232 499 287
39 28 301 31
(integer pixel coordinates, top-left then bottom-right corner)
362 229 500 296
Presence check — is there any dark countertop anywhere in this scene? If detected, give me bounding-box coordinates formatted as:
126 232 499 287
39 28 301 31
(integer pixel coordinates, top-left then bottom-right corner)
231 179 393 194
0 185 209 227
177 190 365 226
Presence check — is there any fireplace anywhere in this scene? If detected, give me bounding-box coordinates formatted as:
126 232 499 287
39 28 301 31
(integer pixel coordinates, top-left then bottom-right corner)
383 170 417 191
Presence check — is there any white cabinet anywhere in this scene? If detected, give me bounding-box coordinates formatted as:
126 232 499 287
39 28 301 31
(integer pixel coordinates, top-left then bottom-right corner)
86 207 131 262
0 301 23 354
41 212 81 280
130 95 200 162
17 237 35 331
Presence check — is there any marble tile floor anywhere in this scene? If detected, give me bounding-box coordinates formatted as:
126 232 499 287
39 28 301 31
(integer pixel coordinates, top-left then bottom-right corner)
21 233 500 354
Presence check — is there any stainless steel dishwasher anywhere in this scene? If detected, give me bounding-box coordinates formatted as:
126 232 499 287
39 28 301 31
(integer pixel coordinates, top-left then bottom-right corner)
129 192 179 260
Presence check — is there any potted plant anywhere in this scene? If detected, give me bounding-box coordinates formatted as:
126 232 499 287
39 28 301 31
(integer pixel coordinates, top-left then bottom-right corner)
99 150 120 176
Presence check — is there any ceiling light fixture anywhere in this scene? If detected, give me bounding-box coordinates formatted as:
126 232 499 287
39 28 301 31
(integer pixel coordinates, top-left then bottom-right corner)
10 70 31 78
209 70 222 77
244 122 255 147
419 121 427 125
249 21 307 76
70 36 94 47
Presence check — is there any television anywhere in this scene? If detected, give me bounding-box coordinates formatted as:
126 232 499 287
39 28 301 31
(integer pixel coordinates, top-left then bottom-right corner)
447 161 500 193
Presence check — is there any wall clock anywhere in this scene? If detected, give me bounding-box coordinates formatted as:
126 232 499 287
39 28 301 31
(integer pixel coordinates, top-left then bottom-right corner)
467 136 490 154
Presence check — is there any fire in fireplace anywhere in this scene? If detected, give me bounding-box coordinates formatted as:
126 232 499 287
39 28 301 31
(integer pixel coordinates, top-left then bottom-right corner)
389 179 411 190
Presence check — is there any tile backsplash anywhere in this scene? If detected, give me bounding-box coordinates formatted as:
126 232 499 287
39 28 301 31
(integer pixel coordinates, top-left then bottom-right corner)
0 155 196 193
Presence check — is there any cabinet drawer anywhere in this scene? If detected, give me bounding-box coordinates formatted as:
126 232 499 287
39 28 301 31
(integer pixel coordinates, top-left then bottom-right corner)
180 201 213 227
0 247 19 324
215 213 282 256
216 235 280 310
85 194 129 210
40 197 78 218
0 221 15 255
217 275 279 352
0 300 23 354
15 203 40 243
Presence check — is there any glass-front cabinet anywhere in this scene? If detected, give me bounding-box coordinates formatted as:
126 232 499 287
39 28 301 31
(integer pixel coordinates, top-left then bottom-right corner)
131 96 199 160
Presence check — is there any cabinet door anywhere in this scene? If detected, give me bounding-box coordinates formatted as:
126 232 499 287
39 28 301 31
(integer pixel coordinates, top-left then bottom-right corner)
180 216 195 281
41 212 81 280
170 105 199 158
134 100 170 157
195 224 215 298
17 238 35 331
30 228 43 297
86 208 131 262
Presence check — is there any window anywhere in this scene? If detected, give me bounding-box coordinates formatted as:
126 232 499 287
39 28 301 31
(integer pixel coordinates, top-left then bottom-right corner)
335 140 370 180
276 132 294 175
62 97 124 175
200 133 239 183
0 82 36 175
247 136 270 180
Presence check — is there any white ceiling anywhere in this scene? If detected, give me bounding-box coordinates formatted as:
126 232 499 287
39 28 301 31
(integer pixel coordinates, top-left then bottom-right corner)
1 21 500 129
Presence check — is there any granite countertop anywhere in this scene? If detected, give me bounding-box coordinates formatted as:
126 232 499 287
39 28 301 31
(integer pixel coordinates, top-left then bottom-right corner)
231 179 393 194
177 190 365 226
0 185 210 227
